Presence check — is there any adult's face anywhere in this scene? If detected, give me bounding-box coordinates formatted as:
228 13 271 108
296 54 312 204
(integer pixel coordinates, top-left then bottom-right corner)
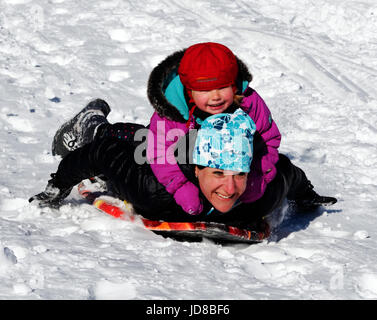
195 166 248 213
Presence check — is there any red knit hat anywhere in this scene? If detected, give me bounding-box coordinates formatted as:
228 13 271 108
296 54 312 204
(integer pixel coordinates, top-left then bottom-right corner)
178 42 238 91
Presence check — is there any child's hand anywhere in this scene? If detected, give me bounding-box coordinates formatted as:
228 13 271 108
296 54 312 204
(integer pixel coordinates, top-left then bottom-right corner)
174 181 203 215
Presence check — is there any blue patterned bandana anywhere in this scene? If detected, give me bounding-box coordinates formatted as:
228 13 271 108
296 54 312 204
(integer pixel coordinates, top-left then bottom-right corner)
193 109 256 172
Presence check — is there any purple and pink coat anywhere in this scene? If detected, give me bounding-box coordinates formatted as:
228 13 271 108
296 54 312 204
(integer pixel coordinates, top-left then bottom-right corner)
146 48 281 210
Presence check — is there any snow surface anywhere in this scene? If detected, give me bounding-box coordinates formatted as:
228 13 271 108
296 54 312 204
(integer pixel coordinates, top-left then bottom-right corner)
0 0 377 300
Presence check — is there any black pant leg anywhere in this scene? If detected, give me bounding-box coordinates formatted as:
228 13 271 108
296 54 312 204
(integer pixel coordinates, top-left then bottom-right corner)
95 122 146 146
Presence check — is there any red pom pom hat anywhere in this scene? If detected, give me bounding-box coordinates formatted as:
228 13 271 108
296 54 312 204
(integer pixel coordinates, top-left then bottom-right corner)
178 42 238 92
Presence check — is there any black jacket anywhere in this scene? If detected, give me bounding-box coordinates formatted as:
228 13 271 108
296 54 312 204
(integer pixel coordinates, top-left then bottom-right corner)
50 122 282 234
51 134 213 222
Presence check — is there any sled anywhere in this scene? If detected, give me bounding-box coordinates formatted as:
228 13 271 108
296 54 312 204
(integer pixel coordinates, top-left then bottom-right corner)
78 178 269 244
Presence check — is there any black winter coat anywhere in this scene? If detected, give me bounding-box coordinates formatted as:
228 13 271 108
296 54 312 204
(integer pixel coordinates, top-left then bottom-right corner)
50 125 280 233
51 134 213 222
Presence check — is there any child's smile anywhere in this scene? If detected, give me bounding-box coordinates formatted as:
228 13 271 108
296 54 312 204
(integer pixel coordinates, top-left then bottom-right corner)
191 86 234 115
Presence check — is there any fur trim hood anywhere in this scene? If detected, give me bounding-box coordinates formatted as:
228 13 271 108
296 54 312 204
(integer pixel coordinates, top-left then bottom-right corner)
147 47 253 123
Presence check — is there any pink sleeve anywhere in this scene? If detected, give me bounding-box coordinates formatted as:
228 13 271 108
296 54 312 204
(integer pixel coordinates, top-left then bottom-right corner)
147 112 189 195
242 90 281 184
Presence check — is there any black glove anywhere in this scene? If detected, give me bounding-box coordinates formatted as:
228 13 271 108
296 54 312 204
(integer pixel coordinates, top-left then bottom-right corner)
29 175 72 208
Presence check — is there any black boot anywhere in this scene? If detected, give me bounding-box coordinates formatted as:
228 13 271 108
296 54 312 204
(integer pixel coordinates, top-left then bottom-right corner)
294 182 337 211
52 99 111 157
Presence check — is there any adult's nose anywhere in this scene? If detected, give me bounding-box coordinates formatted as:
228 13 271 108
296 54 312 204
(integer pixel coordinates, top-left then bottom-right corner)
223 175 236 195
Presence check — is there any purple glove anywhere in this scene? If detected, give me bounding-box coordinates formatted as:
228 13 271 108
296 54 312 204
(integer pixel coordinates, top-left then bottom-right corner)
174 181 203 215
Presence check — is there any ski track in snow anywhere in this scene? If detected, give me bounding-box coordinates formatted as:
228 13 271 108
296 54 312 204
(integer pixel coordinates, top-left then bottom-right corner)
1 0 377 299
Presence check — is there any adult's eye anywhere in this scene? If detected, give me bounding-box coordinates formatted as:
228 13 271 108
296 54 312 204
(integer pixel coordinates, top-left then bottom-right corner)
213 171 224 177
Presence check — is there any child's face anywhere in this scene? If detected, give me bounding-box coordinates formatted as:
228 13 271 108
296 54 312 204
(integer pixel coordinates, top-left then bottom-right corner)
191 86 234 114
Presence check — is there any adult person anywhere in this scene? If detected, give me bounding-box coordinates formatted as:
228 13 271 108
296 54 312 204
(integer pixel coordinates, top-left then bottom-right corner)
29 108 336 233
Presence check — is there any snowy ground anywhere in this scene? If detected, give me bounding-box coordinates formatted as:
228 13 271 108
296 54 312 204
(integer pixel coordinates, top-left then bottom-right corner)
0 0 377 300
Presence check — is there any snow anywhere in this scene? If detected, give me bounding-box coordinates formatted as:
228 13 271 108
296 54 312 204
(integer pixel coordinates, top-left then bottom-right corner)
0 0 377 300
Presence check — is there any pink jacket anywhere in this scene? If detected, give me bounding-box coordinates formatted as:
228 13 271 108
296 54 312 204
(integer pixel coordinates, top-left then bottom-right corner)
147 87 281 201
146 48 281 213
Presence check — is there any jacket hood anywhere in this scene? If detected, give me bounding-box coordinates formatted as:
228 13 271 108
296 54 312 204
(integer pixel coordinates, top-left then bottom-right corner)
147 47 253 123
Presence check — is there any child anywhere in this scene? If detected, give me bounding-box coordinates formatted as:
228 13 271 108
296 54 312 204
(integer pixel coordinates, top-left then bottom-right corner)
146 42 281 215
